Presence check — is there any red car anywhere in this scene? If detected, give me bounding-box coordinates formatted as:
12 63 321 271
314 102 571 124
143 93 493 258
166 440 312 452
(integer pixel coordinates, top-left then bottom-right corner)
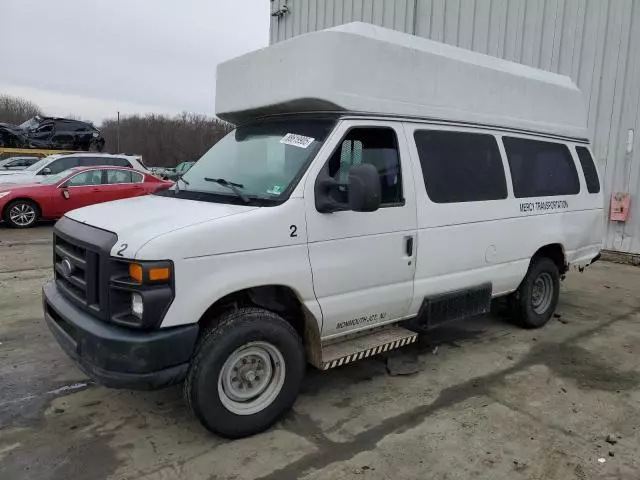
0 166 173 228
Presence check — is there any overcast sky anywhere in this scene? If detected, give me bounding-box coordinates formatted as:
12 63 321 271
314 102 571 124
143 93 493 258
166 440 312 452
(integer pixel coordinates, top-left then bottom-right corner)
2 0 270 124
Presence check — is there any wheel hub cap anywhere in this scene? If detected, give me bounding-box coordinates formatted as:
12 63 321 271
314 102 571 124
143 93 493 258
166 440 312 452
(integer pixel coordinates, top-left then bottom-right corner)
218 341 285 415
9 204 35 226
531 272 553 314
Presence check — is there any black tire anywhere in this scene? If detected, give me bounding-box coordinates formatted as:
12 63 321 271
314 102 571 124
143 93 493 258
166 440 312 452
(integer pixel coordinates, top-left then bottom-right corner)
184 307 305 438
3 199 40 228
509 257 560 329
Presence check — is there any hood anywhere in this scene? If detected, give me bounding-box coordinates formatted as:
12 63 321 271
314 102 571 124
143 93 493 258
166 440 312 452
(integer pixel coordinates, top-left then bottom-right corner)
0 182 43 192
0 172 39 183
65 194 258 257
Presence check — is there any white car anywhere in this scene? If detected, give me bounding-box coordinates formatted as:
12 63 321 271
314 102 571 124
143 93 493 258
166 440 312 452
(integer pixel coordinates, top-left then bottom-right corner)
0 153 148 185
42 24 603 438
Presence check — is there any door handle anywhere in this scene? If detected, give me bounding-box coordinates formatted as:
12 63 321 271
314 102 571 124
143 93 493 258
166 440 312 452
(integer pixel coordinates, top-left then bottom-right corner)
405 236 414 257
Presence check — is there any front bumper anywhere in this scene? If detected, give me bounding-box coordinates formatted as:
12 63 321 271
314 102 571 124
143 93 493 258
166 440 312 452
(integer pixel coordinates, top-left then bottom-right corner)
43 282 198 390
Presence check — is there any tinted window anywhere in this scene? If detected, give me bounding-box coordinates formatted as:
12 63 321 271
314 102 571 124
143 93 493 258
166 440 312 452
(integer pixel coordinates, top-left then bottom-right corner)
75 157 109 167
70 156 130 168
575 146 600 193
414 130 507 203
326 127 403 205
66 170 103 186
503 137 580 198
35 123 53 134
106 170 142 184
47 157 80 174
109 158 132 168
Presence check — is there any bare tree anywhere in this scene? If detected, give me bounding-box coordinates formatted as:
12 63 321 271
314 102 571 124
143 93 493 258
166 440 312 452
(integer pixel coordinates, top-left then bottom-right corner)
0 94 43 124
100 113 233 166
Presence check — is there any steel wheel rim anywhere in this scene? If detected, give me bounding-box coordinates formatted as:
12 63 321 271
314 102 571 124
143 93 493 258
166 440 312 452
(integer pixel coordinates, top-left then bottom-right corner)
218 341 285 416
531 272 554 314
9 203 36 226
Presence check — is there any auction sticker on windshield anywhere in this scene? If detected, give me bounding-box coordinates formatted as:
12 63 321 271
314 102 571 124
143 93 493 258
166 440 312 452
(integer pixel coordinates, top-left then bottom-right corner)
280 133 315 149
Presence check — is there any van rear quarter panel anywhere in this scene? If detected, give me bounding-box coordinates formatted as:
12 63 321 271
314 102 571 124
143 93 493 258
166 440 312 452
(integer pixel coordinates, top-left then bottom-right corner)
403 123 603 317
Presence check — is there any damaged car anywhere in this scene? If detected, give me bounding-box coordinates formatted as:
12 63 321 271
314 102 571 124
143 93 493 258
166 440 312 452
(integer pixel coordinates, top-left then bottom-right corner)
0 116 105 151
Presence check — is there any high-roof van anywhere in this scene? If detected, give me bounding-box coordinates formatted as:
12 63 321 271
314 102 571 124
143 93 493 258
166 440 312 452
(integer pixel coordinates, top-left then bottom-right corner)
43 23 603 438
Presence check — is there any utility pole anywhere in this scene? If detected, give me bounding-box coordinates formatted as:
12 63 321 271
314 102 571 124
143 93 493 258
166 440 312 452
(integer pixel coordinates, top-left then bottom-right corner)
116 111 120 152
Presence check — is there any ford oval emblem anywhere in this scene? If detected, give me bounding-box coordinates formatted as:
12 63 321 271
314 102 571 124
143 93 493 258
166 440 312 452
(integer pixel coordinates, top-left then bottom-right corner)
60 258 75 278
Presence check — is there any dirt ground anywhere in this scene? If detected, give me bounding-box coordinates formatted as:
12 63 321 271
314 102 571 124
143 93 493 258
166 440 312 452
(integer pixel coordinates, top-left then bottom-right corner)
1 223 639 480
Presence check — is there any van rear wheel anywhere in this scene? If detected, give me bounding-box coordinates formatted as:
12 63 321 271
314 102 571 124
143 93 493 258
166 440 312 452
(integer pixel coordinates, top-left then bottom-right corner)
509 257 560 329
184 307 305 438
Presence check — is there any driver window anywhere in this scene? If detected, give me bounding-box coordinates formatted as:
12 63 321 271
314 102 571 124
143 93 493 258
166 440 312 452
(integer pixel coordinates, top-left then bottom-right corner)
66 170 103 186
48 157 80 174
35 123 53 134
326 127 403 206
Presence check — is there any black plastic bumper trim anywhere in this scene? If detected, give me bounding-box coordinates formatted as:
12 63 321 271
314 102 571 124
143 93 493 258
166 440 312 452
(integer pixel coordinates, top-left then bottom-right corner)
43 282 198 390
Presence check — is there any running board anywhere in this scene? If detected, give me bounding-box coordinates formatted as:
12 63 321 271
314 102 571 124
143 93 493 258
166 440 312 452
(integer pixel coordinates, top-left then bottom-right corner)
320 325 418 370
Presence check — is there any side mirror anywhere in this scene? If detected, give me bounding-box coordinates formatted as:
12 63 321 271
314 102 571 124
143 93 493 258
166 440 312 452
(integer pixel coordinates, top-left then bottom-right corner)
40 167 52 175
61 188 70 199
315 163 381 213
347 164 381 212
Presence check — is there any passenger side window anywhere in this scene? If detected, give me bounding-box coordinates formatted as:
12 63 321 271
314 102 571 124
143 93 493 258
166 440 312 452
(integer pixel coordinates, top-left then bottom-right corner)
76 157 108 167
575 146 600 194
36 123 53 133
106 170 141 184
47 157 80 174
327 127 403 205
66 170 104 186
414 130 507 203
503 137 580 198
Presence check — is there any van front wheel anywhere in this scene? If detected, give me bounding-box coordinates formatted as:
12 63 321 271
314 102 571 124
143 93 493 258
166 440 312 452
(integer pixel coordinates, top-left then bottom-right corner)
510 257 560 329
184 308 305 438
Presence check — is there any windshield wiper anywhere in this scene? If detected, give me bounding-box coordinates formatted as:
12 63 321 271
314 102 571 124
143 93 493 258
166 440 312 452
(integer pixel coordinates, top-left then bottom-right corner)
204 177 250 203
174 175 189 194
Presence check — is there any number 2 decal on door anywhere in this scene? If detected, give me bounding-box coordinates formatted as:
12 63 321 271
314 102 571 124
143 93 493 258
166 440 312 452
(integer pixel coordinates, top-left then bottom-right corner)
289 225 298 238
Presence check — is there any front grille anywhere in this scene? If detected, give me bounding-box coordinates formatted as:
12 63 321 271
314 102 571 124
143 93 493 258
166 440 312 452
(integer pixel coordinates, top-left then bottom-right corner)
54 234 101 313
53 218 117 321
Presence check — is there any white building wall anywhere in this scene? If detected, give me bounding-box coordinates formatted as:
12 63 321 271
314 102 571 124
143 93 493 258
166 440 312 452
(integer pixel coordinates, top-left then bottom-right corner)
270 0 640 254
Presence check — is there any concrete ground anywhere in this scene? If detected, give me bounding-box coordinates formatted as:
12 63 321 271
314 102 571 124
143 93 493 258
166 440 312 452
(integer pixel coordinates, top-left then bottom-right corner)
1 223 639 480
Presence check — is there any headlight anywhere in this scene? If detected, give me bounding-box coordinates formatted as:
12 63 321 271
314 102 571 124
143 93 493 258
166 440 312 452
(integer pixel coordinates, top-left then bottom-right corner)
131 293 144 319
0 191 11 199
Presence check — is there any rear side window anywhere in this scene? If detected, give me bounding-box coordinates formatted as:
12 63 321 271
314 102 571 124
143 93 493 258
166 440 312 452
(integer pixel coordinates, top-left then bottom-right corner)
575 146 600 193
106 170 142 184
414 130 507 203
110 158 133 168
503 137 580 198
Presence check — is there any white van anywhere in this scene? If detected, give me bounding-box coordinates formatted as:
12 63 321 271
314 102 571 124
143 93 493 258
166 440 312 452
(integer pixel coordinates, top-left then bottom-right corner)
43 23 603 438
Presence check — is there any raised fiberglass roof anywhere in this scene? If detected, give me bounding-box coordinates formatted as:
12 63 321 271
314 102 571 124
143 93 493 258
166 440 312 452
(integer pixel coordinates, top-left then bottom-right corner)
216 22 588 140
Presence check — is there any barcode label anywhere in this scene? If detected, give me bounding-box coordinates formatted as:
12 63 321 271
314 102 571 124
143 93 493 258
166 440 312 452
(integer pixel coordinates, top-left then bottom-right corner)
280 133 315 149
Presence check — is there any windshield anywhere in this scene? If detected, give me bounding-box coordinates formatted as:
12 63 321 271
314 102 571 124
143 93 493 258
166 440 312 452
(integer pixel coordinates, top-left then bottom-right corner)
39 170 72 185
18 117 40 131
173 118 335 204
24 157 51 172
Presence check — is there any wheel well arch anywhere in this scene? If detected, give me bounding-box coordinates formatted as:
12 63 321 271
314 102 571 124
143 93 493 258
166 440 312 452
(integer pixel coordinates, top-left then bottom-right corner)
533 243 567 274
2 197 41 219
197 285 322 366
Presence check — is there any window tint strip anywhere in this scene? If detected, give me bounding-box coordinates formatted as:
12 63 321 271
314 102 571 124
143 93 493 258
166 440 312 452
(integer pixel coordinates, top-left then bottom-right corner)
502 137 580 198
575 146 600 194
